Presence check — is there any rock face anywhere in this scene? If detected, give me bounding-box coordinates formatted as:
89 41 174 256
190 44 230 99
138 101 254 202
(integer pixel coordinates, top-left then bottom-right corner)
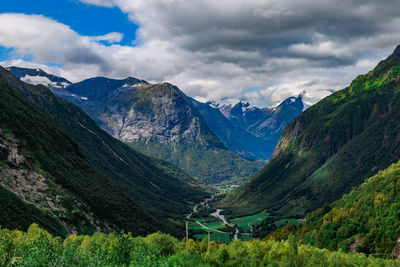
222 45 400 217
192 99 271 160
223 96 304 140
391 45 400 60
53 78 221 147
101 82 219 145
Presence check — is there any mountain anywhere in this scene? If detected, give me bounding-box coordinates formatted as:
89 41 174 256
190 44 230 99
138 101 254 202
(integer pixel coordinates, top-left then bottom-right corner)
30 75 264 184
8 66 72 89
271 160 400 256
0 66 207 237
191 99 271 160
222 45 400 217
7 67 306 175
223 96 304 140
208 96 304 160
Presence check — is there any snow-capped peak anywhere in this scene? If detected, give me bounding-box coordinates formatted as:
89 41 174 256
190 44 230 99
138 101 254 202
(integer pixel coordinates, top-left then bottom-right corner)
207 101 221 109
269 100 283 110
241 103 256 112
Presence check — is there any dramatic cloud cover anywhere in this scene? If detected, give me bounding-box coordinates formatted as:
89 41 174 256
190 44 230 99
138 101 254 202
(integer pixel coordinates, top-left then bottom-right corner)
1 0 400 106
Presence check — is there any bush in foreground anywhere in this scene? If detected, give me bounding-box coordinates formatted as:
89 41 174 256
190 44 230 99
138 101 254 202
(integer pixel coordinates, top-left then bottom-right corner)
0 224 399 266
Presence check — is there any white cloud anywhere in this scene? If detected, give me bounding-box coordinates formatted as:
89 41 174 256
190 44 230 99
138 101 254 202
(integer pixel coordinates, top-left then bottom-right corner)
1 0 400 107
79 0 114 7
90 32 123 44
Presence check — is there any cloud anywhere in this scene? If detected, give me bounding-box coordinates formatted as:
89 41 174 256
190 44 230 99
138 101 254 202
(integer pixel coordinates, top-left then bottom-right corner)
1 0 400 107
79 0 114 7
90 32 124 44
0 13 107 68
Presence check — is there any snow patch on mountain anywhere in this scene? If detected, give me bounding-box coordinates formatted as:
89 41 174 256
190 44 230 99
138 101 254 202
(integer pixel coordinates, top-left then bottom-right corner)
21 75 52 86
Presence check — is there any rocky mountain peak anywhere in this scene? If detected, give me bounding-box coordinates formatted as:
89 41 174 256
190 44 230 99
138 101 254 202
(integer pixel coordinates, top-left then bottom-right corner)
391 45 400 59
149 82 182 96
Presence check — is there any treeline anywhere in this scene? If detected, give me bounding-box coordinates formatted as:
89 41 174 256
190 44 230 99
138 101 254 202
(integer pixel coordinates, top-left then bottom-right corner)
1 224 399 266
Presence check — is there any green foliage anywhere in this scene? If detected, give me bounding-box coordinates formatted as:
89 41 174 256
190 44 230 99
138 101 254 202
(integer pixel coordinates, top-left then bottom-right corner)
1 224 399 266
0 186 67 236
130 141 264 185
144 232 179 256
274 160 400 256
228 211 269 232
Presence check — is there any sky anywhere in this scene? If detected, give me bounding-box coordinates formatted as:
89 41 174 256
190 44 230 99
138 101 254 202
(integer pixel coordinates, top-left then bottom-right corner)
0 0 399 106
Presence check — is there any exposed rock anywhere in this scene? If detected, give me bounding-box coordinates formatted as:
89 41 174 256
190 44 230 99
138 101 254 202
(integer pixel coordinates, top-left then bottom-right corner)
391 45 400 60
350 236 365 252
0 129 111 233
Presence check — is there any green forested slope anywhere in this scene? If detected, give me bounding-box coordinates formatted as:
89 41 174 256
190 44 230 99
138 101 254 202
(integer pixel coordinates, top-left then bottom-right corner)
271 160 400 256
0 186 66 236
222 45 400 217
0 66 206 236
0 67 157 235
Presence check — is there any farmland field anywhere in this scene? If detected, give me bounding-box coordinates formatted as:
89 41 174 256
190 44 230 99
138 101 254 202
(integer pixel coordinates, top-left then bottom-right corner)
229 211 269 232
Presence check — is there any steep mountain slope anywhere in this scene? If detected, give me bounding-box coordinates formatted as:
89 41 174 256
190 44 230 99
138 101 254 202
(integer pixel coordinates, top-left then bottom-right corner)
49 78 264 184
272 160 400 256
222 45 400 217
0 185 67 236
223 96 304 140
194 96 304 160
0 66 206 236
192 99 270 160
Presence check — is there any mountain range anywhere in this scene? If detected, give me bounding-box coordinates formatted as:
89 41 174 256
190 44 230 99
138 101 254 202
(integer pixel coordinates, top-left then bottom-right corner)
205 96 304 160
8 66 306 184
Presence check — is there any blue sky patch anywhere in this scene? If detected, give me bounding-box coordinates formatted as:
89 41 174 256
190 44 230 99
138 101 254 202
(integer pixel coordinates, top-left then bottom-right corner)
0 0 138 46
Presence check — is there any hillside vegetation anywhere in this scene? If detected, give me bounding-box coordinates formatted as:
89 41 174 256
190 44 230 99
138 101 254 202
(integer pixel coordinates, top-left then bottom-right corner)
270 160 400 256
0 224 399 266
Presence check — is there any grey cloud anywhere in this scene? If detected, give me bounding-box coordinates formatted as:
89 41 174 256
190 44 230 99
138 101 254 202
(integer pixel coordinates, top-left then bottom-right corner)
2 0 400 107
124 0 400 70
64 47 104 65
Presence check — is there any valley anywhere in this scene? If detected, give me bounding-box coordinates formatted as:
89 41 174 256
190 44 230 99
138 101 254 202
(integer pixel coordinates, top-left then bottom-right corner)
1 31 400 267
186 195 268 244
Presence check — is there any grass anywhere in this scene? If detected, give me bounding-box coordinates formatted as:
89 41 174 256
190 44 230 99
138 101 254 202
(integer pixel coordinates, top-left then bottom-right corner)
194 232 232 244
189 211 271 244
229 211 269 232
188 220 225 231
274 218 298 228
